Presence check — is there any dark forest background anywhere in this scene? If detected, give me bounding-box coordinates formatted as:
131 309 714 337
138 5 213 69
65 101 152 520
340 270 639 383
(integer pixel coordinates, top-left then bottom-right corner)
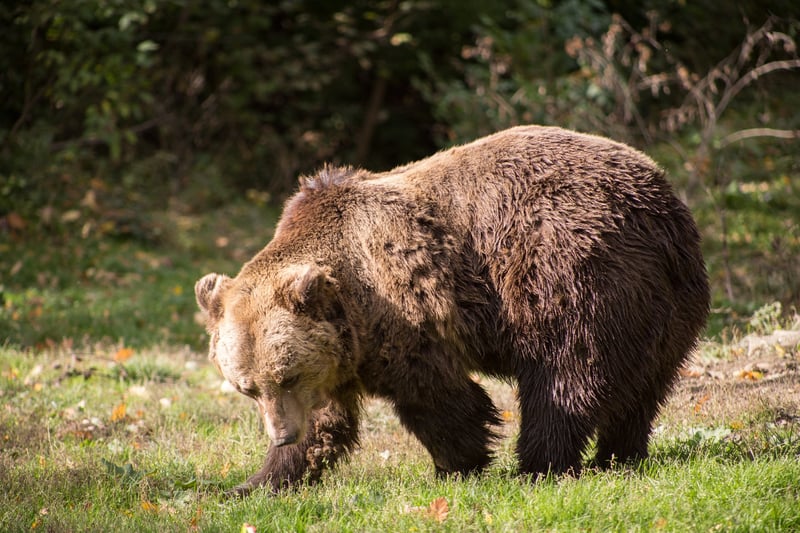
1 0 799 348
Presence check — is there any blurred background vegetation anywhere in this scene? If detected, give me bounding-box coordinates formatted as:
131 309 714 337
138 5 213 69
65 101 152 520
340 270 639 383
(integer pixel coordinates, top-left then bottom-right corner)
1 0 799 349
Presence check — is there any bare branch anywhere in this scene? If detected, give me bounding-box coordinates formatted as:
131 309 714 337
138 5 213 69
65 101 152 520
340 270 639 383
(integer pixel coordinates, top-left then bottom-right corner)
715 59 800 118
720 128 800 147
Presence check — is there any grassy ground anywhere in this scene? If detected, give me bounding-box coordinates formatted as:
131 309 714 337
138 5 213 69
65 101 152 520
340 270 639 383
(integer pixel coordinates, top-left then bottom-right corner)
1 160 799 530
1 341 798 532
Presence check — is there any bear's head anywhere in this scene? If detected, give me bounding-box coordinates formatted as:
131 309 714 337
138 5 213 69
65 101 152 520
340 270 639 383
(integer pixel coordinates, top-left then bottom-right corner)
195 264 347 447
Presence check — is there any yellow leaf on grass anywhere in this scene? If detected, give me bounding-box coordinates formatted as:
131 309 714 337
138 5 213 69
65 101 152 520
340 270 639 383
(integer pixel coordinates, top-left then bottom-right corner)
111 403 127 422
693 394 710 415
739 370 763 381
189 507 203 531
141 500 158 512
1 367 20 380
114 347 134 362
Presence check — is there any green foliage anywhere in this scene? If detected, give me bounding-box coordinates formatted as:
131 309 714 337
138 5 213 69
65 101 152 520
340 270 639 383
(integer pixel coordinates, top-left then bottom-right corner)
1 0 799 343
748 302 784 335
1 0 513 222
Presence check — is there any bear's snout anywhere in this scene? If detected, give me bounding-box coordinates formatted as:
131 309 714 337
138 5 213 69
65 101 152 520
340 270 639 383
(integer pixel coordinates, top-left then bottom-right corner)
258 391 307 448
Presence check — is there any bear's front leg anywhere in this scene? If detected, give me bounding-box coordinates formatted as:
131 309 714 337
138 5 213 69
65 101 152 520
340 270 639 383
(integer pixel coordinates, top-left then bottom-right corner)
230 393 360 496
393 378 501 477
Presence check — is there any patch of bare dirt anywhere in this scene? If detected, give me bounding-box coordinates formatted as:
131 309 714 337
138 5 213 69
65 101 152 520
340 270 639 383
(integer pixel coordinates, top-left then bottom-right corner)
661 330 800 431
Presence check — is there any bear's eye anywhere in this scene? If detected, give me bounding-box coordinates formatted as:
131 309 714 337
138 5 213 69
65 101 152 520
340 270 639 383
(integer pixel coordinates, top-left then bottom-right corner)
238 382 259 397
281 375 300 390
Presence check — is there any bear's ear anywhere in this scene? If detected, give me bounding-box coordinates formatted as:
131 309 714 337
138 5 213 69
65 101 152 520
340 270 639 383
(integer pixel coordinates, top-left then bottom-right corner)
278 264 339 317
195 273 231 320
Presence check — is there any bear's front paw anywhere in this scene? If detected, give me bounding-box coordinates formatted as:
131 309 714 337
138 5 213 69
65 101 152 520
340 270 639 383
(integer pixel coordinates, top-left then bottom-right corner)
224 470 276 498
224 482 256 499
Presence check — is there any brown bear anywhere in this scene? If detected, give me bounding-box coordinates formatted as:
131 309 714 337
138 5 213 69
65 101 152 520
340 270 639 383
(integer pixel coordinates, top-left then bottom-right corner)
195 125 709 496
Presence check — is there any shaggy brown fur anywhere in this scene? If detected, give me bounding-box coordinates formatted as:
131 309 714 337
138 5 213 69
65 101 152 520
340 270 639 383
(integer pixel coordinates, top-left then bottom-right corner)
195 125 709 495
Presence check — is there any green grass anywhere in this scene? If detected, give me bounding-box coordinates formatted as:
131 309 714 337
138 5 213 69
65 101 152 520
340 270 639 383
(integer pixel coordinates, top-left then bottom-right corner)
1 346 799 532
0 200 279 350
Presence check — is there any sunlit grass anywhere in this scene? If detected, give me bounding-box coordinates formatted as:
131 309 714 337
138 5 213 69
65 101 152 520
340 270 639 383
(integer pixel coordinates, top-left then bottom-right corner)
0 200 279 350
1 347 799 532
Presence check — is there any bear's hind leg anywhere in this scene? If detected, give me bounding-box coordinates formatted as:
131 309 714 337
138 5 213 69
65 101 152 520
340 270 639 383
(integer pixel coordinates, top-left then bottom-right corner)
516 368 594 478
594 402 657 467
393 379 501 477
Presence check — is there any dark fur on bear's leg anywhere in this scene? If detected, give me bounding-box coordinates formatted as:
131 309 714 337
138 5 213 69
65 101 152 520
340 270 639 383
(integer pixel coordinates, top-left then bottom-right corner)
230 441 306 497
229 392 361 497
594 403 657 468
394 379 501 476
515 367 594 478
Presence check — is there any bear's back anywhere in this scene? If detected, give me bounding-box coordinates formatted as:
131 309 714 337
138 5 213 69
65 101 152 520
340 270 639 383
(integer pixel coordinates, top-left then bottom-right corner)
371 126 681 259
370 126 705 344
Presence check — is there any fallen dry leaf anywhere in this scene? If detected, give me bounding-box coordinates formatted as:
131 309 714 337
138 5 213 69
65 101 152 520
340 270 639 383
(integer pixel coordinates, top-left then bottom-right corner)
141 500 158 512
693 394 710 415
114 347 134 362
1 367 20 380
738 370 764 381
680 366 704 378
428 497 450 523
111 402 127 422
188 506 203 532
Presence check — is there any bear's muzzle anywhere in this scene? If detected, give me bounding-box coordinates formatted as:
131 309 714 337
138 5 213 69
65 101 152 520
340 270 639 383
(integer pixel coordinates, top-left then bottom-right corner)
257 391 307 447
